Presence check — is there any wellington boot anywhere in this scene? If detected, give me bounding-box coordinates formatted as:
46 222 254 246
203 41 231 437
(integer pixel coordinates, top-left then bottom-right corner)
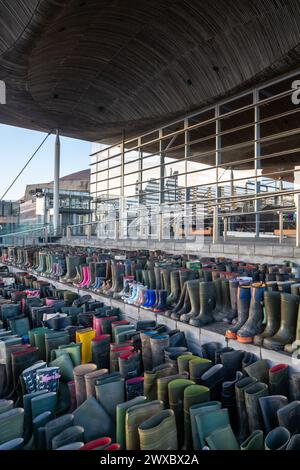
220 279 236 322
269 364 289 397
110 346 134 373
277 401 300 434
153 290 168 313
31 392 57 419
259 395 288 433
195 408 230 449
141 331 158 370
265 426 290 450
221 371 243 432
168 378 195 448
245 359 270 385
215 346 233 364
229 278 238 318
80 437 111 450
57 442 84 450
44 413 74 449
189 357 212 384
200 342 222 363
245 382 269 434
220 349 244 381
0 408 24 445
212 278 223 320
95 374 125 420
157 373 189 408
116 397 147 450
0 437 24 450
237 284 266 343
240 430 264 450
126 376 144 400
253 291 281 346
118 351 141 379
144 363 176 400
75 328 96 363
190 401 221 450
285 301 300 354
183 385 210 449
49 353 74 382
189 282 215 327
264 293 299 351
125 400 164 450
167 270 181 306
55 342 82 367
177 354 198 376
201 364 225 400
138 409 177 451
180 280 200 323
150 334 170 368
226 286 251 339
286 434 300 450
235 376 258 442
206 424 239 450
290 372 300 400
52 425 84 450
171 285 191 320
73 364 97 406
74 396 114 442
85 368 108 398
0 399 13 414
45 331 70 363
165 347 190 369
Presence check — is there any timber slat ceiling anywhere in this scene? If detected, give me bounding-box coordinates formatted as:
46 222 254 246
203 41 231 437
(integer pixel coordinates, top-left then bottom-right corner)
0 0 300 144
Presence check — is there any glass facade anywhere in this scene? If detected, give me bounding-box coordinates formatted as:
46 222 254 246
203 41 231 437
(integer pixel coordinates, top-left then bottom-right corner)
91 70 300 241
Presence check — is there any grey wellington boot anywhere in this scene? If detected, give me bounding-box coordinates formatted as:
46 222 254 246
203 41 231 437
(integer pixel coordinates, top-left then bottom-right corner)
226 285 251 339
235 376 258 442
264 293 299 351
237 283 266 343
180 280 200 323
245 359 270 385
254 291 281 346
277 401 300 434
285 300 300 353
245 382 269 434
286 434 300 450
138 409 178 451
240 430 264 450
212 278 223 320
265 426 290 450
221 279 236 322
168 270 197 319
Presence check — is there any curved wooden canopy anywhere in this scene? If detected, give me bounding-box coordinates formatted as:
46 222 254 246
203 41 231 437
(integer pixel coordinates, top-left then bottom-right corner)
1 0 300 154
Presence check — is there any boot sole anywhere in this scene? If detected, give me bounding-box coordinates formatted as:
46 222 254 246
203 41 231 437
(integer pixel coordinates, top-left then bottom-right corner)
225 331 237 339
237 335 253 343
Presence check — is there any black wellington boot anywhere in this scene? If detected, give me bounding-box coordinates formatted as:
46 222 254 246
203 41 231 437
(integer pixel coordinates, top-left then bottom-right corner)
277 401 300 434
269 364 289 397
263 293 299 351
259 395 288 433
237 283 266 343
226 286 251 339
235 376 258 443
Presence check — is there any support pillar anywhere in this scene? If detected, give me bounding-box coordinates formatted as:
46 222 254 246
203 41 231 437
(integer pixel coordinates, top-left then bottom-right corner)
53 129 60 236
254 90 261 238
279 211 283 244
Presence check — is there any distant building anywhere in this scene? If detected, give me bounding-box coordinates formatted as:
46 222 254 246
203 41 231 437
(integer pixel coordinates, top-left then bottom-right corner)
19 169 92 232
0 201 20 234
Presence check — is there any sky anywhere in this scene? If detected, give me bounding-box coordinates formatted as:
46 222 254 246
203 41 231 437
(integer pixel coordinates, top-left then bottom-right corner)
0 124 91 200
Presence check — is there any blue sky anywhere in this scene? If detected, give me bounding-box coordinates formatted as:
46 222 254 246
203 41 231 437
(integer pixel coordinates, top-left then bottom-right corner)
0 124 91 200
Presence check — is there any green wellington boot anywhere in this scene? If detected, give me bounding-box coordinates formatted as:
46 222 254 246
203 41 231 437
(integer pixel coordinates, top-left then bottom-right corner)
264 293 299 351
157 373 189 408
265 426 290 450
138 409 177 450
240 430 264 450
144 363 176 400
190 401 221 450
168 378 195 448
245 382 269 434
189 281 215 327
183 385 210 449
180 280 200 323
150 335 170 368
55 342 82 366
205 424 239 450
253 291 281 346
244 359 270 385
177 354 198 376
125 400 164 450
49 353 74 383
116 397 147 450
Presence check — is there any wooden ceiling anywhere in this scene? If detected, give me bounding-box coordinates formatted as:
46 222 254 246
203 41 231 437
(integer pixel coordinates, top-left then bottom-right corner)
1 0 300 148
